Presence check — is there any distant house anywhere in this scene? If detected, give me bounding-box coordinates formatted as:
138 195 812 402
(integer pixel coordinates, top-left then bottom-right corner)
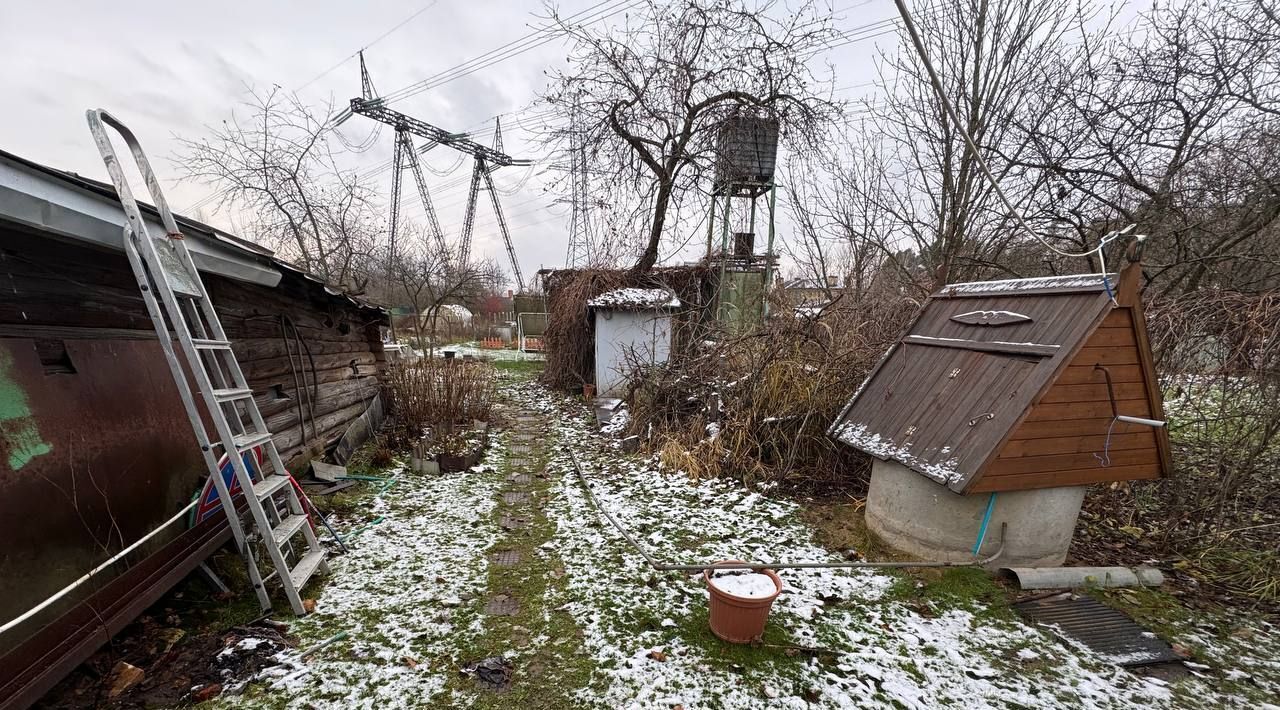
783 274 842 307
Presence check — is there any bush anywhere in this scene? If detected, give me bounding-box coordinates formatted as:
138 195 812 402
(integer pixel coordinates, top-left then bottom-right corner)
1082 289 1280 611
623 290 914 493
387 358 495 435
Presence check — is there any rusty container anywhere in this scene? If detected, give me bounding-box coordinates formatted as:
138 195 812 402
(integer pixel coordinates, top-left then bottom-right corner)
703 561 782 644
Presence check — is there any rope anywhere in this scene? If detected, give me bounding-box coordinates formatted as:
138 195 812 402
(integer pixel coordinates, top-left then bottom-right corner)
1093 416 1120 468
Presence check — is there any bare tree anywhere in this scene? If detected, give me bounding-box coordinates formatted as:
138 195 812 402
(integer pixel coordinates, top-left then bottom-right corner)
392 235 504 355
1010 0 1280 296
542 0 841 274
175 88 383 292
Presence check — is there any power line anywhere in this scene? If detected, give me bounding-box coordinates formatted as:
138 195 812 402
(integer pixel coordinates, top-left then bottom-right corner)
379 0 643 105
295 0 443 93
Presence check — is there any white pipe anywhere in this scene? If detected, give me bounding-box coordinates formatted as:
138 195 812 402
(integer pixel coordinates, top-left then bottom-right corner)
1117 415 1165 428
1000 566 1164 590
0 499 198 636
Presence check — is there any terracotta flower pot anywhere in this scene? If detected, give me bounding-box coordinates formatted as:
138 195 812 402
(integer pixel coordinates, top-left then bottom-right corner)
583 383 596 400
704 561 782 644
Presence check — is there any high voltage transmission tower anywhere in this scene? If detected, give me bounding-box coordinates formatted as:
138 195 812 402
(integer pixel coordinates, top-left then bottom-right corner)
562 98 594 268
343 52 533 292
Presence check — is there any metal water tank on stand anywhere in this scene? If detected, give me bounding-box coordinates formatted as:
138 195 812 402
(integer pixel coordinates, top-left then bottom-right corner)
706 114 781 329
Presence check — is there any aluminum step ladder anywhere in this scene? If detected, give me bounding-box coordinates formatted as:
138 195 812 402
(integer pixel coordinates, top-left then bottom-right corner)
86 109 327 616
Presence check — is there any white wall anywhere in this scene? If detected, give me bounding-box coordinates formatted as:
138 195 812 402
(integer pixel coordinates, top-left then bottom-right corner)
593 309 673 396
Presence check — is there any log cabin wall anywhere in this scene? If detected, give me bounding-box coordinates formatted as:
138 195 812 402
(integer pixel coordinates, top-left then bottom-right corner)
0 224 386 637
971 307 1163 493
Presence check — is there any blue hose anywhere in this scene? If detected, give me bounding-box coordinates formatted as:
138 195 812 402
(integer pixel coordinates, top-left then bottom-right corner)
972 493 998 555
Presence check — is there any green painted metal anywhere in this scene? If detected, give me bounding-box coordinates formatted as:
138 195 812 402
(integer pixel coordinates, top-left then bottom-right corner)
763 183 778 318
0 349 52 471
717 269 766 333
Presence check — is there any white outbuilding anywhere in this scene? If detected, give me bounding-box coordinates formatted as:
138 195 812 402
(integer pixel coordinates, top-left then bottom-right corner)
588 287 681 396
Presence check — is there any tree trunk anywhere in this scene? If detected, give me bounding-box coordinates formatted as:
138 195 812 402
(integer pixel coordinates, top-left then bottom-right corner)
632 178 674 274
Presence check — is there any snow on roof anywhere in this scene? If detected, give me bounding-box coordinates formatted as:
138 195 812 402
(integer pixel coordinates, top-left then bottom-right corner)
832 421 962 486
588 287 681 310
939 273 1114 297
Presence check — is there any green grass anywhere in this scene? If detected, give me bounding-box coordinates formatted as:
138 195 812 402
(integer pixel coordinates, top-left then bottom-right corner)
877 566 1016 622
493 359 546 376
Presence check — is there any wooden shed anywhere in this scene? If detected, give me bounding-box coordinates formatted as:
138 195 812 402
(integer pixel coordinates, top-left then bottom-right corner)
0 148 389 707
830 257 1170 495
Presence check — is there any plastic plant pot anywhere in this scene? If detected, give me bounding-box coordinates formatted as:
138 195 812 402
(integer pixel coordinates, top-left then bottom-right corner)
704 561 783 644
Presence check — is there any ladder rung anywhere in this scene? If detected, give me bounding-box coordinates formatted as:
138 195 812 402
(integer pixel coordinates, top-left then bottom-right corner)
289 550 327 595
251 475 291 501
192 338 232 350
232 431 273 452
271 514 309 547
212 387 254 403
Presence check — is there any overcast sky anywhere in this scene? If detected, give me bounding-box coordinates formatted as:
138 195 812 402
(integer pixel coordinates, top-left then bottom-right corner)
0 0 974 282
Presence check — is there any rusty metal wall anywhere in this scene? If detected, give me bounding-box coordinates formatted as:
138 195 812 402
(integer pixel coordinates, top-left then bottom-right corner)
0 336 206 636
0 223 385 658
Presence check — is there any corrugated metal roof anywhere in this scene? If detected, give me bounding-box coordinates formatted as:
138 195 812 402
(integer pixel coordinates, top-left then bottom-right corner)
828 273 1115 493
0 148 386 316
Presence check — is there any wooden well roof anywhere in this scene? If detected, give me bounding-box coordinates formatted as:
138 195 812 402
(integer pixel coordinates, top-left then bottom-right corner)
829 267 1170 494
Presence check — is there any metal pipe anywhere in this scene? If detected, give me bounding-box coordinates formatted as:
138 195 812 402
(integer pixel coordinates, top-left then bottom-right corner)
565 446 1005 571
298 630 349 658
715 193 732 323
704 193 718 259
762 183 777 319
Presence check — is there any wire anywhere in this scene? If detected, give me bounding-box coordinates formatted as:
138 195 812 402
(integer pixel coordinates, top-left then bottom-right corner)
891 0 1115 260
379 0 633 103
379 0 643 105
294 0 443 93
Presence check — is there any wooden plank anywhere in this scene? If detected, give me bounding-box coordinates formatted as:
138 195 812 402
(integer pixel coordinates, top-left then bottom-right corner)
1056 364 1145 384
1080 328 1137 348
0 324 157 341
930 354 1039 472
963 290 1115 492
986 446 1158 476
1070 345 1141 366
934 284 1109 298
999 431 1156 457
968 463 1161 492
1127 298 1174 477
1101 308 1134 328
902 335 1059 357
1038 381 1148 404
1007 417 1154 439
1024 398 1151 421
922 292 1100 347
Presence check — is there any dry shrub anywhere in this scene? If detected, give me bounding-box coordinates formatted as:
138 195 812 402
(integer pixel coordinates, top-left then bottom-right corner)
540 265 715 390
1082 289 1280 611
387 358 496 434
628 291 915 493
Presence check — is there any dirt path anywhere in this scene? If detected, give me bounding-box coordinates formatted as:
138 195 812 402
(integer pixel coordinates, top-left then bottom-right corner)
441 397 594 707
